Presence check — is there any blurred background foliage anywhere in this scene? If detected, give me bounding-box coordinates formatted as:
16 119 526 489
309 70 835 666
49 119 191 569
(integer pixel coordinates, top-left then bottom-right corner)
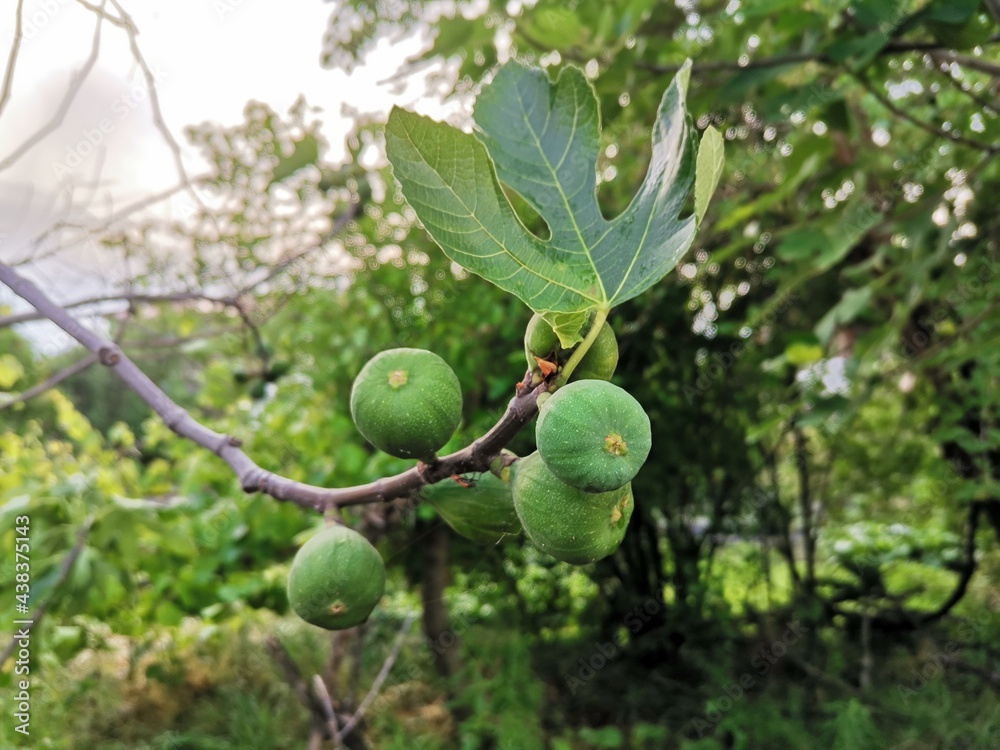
2 0 999 747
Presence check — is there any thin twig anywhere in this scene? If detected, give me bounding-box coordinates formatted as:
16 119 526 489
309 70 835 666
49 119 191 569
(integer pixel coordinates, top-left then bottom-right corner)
0 353 99 411
932 64 998 115
120 326 243 349
0 261 546 511
857 75 999 154
33 179 195 249
336 612 416 743
0 0 25 119
638 35 1000 75
7 198 362 329
311 675 345 749
0 517 94 666
105 0 198 204
860 608 873 691
0 4 105 173
930 50 1000 78
0 290 237 328
940 656 1000 686
786 653 862 696
73 0 128 29
265 637 331 741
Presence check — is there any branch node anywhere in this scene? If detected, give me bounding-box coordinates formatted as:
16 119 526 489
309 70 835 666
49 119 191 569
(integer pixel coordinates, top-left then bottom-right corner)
98 345 121 366
163 407 186 431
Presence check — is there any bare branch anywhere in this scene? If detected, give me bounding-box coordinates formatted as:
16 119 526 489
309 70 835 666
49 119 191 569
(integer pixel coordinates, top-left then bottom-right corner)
940 655 1000 686
857 75 999 154
638 34 1000 75
0 261 545 512
0 290 236 328
336 612 416 743
0 3 105 174
32 178 195 251
265 636 334 741
121 326 243 350
4 197 363 329
105 0 198 202
929 49 1000 78
1 517 94 666
73 0 129 29
0 352 99 411
311 675 346 749
0 0 25 119
918 501 983 626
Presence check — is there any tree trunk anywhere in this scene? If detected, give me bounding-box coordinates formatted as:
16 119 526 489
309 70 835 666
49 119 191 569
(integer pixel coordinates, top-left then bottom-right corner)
421 521 462 679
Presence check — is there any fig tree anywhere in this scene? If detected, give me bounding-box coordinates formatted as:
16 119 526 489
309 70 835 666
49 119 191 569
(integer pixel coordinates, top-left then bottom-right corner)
524 313 618 382
286 524 386 630
511 452 633 565
350 348 463 460
535 380 651 493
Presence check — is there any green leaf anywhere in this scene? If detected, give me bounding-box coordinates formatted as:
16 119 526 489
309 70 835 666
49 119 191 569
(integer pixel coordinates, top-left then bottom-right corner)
785 342 825 367
422 473 521 545
695 125 724 226
523 7 584 48
269 133 319 185
0 353 24 390
385 61 704 347
740 0 804 17
824 30 890 68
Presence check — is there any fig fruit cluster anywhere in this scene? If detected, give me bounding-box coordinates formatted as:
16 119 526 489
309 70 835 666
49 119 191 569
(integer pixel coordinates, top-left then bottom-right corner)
286 328 652 632
514 317 652 564
288 347 467 631
524 313 619 383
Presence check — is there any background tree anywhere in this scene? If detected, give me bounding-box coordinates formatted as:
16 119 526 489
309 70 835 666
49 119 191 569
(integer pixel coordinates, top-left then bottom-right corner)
2 0 999 747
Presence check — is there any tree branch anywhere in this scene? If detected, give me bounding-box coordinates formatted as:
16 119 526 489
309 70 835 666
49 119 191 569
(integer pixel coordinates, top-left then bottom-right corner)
918 501 983 626
103 0 198 202
638 35 1000 74
0 2 105 173
857 74 999 153
336 612 416 743
311 675 345 749
0 290 235 328
265 636 335 741
930 49 1000 78
0 261 545 512
0 352 99 411
3 198 362 329
0 0 25 120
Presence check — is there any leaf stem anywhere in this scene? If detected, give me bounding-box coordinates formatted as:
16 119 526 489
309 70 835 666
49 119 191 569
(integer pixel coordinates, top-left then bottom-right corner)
554 308 609 388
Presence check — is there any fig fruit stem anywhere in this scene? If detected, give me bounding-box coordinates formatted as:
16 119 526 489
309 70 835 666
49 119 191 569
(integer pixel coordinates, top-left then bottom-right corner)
553 308 609 388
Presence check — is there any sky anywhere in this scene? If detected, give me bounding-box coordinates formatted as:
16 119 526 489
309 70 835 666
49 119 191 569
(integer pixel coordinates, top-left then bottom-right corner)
0 0 455 349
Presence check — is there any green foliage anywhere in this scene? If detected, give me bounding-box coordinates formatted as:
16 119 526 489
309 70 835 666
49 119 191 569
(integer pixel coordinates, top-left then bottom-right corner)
5 0 1000 746
421 472 522 545
387 61 719 346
